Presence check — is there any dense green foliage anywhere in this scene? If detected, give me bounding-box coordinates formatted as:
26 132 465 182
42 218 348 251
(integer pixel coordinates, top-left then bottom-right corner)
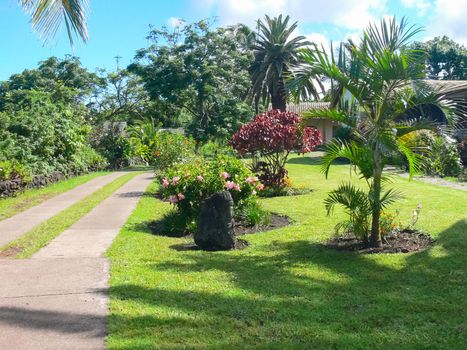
129 20 254 141
412 36 467 80
0 58 107 177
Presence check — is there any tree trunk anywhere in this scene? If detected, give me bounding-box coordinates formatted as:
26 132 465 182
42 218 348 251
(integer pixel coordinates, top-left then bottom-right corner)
270 79 287 111
370 150 383 248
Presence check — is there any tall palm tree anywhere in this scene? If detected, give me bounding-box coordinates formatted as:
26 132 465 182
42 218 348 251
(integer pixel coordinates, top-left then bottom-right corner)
292 17 460 247
20 0 89 45
249 15 311 111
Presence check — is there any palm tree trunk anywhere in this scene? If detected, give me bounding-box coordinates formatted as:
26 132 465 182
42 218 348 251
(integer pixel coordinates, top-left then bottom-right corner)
271 78 287 111
370 150 383 248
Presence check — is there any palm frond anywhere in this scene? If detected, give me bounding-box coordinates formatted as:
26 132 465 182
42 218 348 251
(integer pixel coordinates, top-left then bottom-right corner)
21 0 89 46
321 140 373 179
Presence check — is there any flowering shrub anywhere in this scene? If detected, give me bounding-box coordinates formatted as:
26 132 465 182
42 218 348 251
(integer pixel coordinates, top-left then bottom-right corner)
379 211 401 238
159 155 264 226
231 109 321 188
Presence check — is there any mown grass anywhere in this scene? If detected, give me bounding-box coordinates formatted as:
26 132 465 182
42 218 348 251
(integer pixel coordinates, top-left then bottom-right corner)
0 172 141 259
107 153 466 349
0 172 110 221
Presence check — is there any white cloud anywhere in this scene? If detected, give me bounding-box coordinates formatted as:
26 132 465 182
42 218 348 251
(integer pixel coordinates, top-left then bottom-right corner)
167 17 184 28
400 0 432 16
426 0 467 45
196 0 387 29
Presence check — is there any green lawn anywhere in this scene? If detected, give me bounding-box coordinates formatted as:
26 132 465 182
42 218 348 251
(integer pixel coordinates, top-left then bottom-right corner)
107 154 466 349
1 172 141 258
0 171 109 221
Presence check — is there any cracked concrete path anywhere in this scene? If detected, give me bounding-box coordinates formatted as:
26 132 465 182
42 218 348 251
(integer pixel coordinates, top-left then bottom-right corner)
0 172 153 350
0 172 128 247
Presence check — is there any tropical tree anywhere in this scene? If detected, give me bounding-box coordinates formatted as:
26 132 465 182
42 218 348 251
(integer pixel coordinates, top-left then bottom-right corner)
20 0 89 45
249 15 312 111
292 17 460 247
411 36 467 80
129 20 254 141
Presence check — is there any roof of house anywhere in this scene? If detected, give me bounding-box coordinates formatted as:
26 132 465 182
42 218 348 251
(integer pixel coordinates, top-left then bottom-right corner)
424 80 467 96
286 101 331 115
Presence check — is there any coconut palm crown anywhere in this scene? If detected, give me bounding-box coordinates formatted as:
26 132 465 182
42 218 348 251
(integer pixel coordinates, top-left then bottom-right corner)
292 17 461 247
20 0 89 45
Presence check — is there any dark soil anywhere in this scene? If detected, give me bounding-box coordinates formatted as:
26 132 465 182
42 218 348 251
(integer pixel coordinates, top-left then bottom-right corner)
234 213 291 235
165 213 291 251
147 213 291 238
0 246 23 258
326 229 435 254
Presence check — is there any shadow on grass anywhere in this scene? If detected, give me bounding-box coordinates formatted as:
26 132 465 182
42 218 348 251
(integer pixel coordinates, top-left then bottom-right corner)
109 219 466 349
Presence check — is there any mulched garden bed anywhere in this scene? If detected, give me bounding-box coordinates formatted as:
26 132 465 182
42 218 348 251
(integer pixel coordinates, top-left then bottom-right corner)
148 213 291 238
234 213 291 235
326 229 435 254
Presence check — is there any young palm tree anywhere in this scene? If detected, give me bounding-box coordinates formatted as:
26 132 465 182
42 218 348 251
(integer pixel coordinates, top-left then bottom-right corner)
249 15 311 111
20 0 89 45
292 17 460 247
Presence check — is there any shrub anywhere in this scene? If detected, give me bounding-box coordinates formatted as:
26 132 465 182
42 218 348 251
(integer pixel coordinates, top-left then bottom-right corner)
458 139 467 166
91 124 134 169
231 110 321 189
159 155 264 228
150 132 196 172
420 134 462 177
198 140 236 159
0 160 31 182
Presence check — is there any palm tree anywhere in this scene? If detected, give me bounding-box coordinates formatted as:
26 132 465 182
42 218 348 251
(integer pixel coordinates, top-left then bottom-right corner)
20 0 89 45
292 17 460 247
249 15 311 111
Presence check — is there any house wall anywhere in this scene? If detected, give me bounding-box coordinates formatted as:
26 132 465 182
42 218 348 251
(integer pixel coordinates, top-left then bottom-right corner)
305 119 335 143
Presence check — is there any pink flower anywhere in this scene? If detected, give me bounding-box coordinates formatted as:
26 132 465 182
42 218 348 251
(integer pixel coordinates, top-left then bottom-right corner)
256 183 265 191
245 176 258 184
177 193 185 200
221 172 230 179
225 181 235 190
233 184 241 192
162 178 170 188
172 176 180 185
196 175 204 181
168 195 178 203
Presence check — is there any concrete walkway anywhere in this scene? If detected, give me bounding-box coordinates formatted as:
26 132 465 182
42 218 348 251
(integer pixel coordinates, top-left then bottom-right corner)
0 172 127 247
0 173 153 350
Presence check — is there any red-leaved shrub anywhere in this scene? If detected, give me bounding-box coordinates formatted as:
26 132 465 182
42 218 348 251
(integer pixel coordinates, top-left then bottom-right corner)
231 109 322 188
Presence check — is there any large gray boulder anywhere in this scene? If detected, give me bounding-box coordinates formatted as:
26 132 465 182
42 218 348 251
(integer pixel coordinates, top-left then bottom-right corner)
194 191 237 250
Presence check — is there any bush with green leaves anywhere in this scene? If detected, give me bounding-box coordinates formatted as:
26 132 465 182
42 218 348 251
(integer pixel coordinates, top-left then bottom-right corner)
402 131 462 177
150 132 196 172
421 135 462 177
197 140 236 159
0 160 31 182
159 155 265 230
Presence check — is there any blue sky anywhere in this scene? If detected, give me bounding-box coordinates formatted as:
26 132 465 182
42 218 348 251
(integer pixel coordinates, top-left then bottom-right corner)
1 0 466 81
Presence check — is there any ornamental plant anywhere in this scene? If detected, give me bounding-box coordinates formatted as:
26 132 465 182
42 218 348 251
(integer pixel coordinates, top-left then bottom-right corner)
231 109 321 188
159 154 264 229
